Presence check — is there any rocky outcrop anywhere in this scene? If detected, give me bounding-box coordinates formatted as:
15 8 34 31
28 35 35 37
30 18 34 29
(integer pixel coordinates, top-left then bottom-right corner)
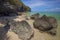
10 20 34 40
0 0 31 16
0 2 18 16
33 15 57 35
30 13 40 20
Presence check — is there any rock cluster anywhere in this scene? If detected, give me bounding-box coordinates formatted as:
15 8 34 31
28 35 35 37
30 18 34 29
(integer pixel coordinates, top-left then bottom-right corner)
0 13 58 40
32 14 57 35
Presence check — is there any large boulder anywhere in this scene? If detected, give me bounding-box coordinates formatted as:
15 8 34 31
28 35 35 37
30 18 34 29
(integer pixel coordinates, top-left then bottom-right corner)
47 17 57 28
46 17 57 35
41 15 57 29
10 20 34 40
33 19 53 31
33 15 57 35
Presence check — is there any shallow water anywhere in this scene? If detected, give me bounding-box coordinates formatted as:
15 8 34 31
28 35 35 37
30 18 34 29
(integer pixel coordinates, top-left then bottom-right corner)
29 12 60 20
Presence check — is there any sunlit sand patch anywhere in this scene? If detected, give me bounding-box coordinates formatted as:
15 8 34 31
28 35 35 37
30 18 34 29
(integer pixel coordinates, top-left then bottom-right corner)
0 23 5 27
7 31 22 40
13 14 27 22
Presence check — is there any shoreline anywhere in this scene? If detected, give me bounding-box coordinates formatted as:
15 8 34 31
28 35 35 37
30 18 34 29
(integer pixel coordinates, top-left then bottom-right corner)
0 12 59 40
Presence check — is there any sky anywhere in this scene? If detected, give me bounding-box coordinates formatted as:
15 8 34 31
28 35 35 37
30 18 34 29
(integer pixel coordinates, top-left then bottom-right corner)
22 0 60 12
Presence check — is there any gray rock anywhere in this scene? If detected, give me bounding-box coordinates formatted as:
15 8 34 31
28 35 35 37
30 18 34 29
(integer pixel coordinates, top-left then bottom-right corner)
33 19 53 31
41 15 49 21
46 17 57 35
41 15 57 28
10 20 34 40
47 28 57 35
41 15 58 33
47 17 57 28
30 13 40 20
33 15 57 35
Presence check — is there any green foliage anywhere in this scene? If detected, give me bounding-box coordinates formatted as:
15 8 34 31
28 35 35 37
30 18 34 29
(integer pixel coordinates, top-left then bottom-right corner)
7 0 31 12
26 6 31 12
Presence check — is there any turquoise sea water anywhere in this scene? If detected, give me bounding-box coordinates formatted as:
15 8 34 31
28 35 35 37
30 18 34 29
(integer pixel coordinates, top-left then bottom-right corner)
29 12 60 20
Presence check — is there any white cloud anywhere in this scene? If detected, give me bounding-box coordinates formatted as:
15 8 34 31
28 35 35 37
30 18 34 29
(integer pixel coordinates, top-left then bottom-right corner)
44 8 60 11
26 0 47 8
29 2 46 8
23 0 58 8
50 8 60 11
22 0 47 8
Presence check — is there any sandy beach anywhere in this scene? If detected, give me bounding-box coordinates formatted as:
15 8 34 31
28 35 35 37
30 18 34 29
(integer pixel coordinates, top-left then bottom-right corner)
5 14 59 40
